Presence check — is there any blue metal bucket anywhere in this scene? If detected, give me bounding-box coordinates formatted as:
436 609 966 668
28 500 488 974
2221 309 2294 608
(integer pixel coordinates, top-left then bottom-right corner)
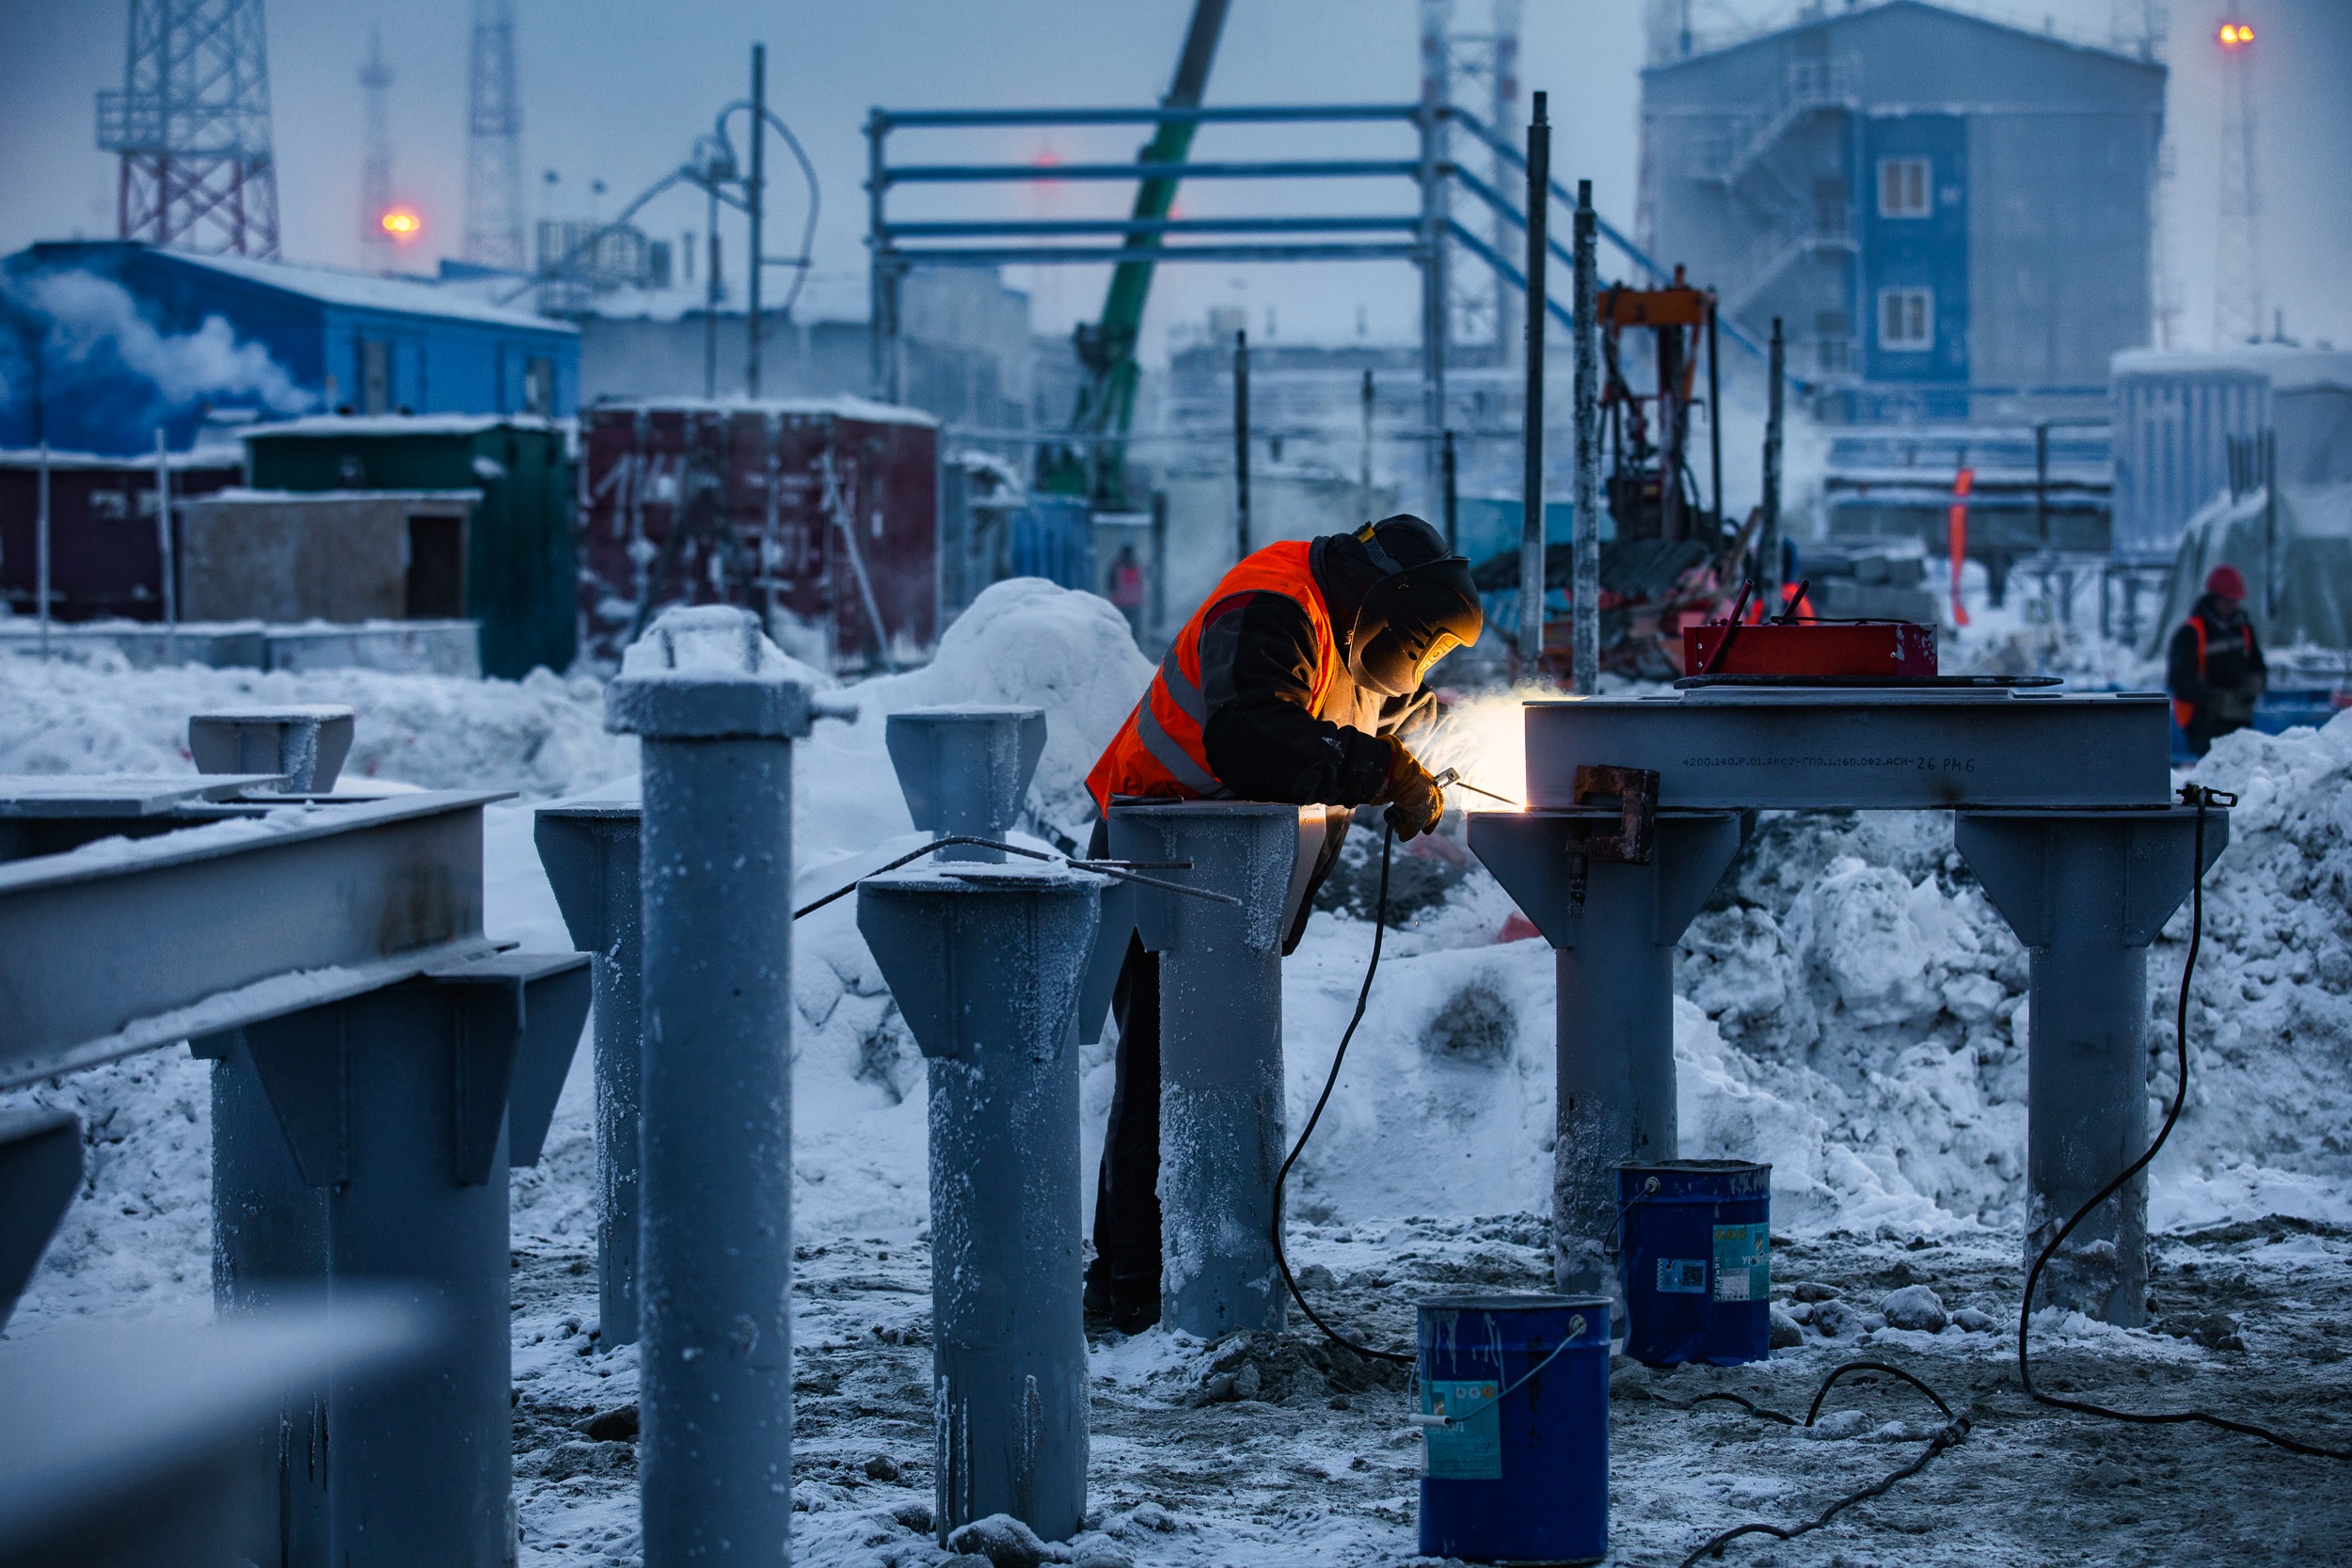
1616 1159 1772 1368
1416 1294 1610 1565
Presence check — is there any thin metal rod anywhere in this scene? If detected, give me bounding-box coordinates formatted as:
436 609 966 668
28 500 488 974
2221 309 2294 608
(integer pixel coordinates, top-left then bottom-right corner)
881 242 1421 267
882 158 1421 185
705 181 721 399
746 43 765 399
1707 294 1724 535
887 214 1419 239
793 836 1229 920
1571 179 1600 697
1518 93 1549 674
35 440 51 660
1761 317 1785 606
1359 369 1375 522
874 103 1419 129
1441 429 1458 553
1444 218 1575 330
153 428 176 649
1234 329 1251 563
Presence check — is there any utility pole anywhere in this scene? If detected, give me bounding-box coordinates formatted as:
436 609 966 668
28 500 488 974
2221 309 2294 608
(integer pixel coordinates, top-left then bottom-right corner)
1518 93 1549 676
2214 16 2263 344
1571 177 1599 696
1761 317 1785 609
1359 370 1375 523
1233 330 1251 563
464 0 526 271
358 26 394 266
747 44 767 399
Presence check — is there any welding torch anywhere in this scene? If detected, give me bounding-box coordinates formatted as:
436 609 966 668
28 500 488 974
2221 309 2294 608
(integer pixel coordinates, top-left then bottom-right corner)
1430 767 1516 806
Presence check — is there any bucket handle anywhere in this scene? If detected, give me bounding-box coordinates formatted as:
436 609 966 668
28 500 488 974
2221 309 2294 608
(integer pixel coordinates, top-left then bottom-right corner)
1409 1315 1587 1432
1601 1177 1661 1260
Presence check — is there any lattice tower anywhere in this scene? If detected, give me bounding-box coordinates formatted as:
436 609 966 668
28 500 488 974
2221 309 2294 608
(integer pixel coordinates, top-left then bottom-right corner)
97 0 281 257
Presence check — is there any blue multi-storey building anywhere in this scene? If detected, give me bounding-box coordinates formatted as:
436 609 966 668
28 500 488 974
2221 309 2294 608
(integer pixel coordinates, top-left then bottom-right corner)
2 241 579 455
1640 0 2165 422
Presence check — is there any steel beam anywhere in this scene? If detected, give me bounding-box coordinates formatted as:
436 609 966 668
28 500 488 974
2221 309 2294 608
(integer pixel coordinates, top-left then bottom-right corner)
882 242 1422 268
0 791 504 1086
876 103 1419 130
1522 690 2172 811
0 1108 81 1331
1108 801 1323 1338
1956 806 2230 1324
891 214 1420 239
188 707 356 794
884 158 1422 185
534 801 646 1344
884 705 1044 863
0 774 283 816
858 867 1099 1546
1467 809 1746 1298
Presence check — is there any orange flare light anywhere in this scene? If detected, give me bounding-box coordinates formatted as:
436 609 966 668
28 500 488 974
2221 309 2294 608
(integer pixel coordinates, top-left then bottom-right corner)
2217 21 2254 49
379 207 422 242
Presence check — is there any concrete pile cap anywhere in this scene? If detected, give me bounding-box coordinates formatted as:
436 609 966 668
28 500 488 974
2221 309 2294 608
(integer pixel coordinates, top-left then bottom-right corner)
605 606 854 739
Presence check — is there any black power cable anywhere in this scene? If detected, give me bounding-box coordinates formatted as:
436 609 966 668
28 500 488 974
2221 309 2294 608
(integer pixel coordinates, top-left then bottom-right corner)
1670 1362 1971 1568
2016 783 2352 1461
1271 823 1414 1365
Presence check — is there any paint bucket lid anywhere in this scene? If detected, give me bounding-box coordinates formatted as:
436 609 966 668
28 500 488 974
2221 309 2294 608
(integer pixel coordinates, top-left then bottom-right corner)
1417 1293 1610 1316
1616 1158 1772 1200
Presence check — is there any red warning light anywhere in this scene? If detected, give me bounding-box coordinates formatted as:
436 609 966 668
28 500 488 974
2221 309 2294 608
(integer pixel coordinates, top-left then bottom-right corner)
2217 21 2254 49
379 206 422 243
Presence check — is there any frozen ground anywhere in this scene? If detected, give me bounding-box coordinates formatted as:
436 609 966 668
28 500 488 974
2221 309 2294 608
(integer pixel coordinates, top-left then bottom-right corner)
5 580 2351 1565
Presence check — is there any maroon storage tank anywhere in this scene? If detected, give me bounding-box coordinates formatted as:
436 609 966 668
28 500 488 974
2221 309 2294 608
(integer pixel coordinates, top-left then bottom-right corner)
577 399 939 670
0 448 243 621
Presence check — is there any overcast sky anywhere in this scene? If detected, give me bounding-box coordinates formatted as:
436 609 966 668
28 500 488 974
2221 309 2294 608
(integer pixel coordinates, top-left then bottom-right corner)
3 0 2346 362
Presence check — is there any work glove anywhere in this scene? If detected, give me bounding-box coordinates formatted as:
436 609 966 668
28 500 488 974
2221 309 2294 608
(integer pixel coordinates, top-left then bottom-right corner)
1377 737 1444 842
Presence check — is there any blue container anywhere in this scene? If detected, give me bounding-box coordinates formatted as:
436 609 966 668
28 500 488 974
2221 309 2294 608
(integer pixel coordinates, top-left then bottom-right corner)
1416 1294 1611 1565
1617 1159 1772 1369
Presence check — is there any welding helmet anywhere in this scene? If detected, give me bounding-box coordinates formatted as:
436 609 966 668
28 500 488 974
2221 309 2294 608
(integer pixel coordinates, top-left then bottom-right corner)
1343 515 1485 697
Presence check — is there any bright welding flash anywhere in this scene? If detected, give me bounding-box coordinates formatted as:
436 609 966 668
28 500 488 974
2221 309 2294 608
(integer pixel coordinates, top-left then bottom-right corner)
379 207 422 244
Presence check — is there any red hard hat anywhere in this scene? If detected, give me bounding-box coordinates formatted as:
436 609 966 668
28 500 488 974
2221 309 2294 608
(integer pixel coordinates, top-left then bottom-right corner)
2205 564 2249 602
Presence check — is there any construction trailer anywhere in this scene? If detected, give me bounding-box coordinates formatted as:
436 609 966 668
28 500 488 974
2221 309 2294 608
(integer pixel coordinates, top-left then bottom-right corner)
0 243 579 457
0 446 241 621
175 488 480 626
575 398 940 671
242 415 576 678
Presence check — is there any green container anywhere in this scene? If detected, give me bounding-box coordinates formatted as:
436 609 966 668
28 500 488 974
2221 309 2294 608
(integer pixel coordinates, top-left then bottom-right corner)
244 416 577 678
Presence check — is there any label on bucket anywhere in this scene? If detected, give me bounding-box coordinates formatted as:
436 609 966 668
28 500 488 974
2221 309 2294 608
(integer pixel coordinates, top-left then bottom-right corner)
1657 1258 1708 1294
1712 1224 1771 1303
1420 1380 1503 1481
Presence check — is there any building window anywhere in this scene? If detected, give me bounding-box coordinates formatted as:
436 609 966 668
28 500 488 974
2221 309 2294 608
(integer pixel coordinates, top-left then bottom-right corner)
523 356 555 416
1878 157 1931 218
1878 288 1935 350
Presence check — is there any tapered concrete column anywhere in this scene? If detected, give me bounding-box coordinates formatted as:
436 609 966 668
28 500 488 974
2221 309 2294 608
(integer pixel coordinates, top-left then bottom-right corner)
1467 810 1744 1297
535 802 645 1344
608 607 824 1567
1957 806 2228 1325
859 865 1100 1546
1109 801 1325 1338
884 705 1046 862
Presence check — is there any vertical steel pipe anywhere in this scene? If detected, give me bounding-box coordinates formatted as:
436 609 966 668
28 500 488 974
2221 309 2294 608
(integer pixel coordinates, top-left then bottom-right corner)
534 802 646 1344
608 609 815 1565
1956 807 2229 1324
1108 801 1318 1338
1233 329 1251 562
883 705 1046 863
1570 179 1599 696
1518 93 1550 673
857 867 1100 1545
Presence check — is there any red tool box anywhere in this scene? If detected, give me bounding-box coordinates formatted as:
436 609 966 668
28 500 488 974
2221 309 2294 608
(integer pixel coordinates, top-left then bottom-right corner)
1682 619 1938 678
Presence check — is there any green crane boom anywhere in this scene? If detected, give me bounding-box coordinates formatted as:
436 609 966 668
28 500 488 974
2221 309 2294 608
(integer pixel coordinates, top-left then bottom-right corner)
1042 0 1230 506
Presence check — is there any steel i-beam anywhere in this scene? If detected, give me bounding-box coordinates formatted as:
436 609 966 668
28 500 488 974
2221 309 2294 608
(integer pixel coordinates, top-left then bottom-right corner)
1956 806 2229 1325
535 801 646 1345
608 608 819 1567
884 705 1046 862
859 865 1100 1545
188 706 357 793
1467 809 1745 1297
1108 800 1325 1338
0 1107 82 1332
226 952 589 1568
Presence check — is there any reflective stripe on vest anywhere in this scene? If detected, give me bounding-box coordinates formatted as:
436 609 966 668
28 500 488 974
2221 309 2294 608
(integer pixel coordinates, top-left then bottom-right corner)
1085 539 1340 811
2173 612 2255 729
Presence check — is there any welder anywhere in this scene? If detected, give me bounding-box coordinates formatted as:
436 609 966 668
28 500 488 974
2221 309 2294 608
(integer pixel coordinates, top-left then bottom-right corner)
2168 563 2267 757
1080 513 1484 1332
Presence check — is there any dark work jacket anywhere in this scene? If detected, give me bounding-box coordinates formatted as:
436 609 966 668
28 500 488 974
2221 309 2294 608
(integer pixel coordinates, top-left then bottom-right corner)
2168 594 2265 711
1195 536 1436 805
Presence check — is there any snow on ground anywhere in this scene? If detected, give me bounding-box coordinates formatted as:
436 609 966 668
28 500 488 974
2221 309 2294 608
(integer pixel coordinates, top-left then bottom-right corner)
6 581 2352 1564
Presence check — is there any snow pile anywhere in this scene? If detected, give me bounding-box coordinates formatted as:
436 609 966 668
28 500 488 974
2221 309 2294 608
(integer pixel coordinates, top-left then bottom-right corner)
0 648 630 798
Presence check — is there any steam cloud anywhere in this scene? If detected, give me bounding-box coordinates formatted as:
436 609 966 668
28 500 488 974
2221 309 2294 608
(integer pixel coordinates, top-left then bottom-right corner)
8 270 314 416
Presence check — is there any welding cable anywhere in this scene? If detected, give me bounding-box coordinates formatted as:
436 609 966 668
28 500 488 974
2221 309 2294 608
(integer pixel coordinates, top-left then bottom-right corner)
789 836 1225 920
1669 1360 1971 1568
1270 822 1415 1367
2015 784 2352 1461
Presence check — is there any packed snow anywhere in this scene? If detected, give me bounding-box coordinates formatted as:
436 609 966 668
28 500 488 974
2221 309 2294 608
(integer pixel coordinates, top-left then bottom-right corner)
5 576 2351 1564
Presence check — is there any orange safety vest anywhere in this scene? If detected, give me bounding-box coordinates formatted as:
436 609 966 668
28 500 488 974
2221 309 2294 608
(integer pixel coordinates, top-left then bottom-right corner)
2172 613 2253 729
1087 540 1340 812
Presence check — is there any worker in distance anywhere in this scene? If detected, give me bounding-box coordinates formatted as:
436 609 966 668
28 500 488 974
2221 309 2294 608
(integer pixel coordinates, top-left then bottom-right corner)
1079 513 1484 1333
2168 562 2266 757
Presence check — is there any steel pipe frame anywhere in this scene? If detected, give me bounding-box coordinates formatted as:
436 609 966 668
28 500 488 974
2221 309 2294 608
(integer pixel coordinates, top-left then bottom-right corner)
1475 691 2219 1325
1107 801 1325 1338
883 705 1045 863
1465 809 1746 1298
535 802 647 1346
1956 808 2229 1325
608 626 813 1568
858 867 1101 1546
